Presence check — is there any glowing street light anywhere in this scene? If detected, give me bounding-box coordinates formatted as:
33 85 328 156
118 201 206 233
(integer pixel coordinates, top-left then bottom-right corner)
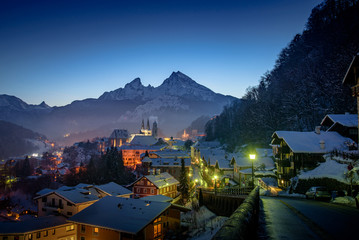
213 175 218 195
249 154 256 188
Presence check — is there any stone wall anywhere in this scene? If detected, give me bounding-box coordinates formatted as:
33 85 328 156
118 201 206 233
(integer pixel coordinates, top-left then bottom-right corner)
212 187 259 240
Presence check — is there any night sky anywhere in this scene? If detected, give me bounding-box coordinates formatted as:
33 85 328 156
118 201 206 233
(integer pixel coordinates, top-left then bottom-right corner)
0 0 322 107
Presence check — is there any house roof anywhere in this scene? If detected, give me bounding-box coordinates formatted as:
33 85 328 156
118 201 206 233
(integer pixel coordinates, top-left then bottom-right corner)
109 129 129 139
320 114 358 129
134 172 179 188
147 157 191 168
271 131 354 154
34 186 101 204
130 135 157 146
94 182 132 196
343 55 359 85
140 194 173 202
0 216 67 234
151 149 190 158
68 196 171 234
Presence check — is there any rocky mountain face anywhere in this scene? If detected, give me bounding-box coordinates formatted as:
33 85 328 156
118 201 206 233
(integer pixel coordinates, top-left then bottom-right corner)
0 72 236 145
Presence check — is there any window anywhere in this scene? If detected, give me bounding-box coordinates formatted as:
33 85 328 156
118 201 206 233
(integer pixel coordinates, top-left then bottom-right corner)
93 227 99 235
67 211 72 216
42 208 46 212
52 229 56 235
147 181 150 186
42 196 47 202
3 237 8 240
154 220 162 238
36 232 41 238
43 230 48 237
137 188 140 193
81 225 86 233
81 237 85 240
144 189 147 193
28 234 32 240
151 189 154 194
66 225 75 231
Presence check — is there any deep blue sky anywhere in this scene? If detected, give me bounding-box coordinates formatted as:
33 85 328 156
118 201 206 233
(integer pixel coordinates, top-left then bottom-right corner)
0 0 323 107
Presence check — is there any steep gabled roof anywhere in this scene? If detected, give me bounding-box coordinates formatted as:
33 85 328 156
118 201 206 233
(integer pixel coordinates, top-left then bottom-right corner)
271 131 354 154
321 114 358 129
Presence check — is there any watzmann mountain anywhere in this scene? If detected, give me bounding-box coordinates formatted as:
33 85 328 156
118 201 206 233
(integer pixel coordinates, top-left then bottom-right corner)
0 72 236 144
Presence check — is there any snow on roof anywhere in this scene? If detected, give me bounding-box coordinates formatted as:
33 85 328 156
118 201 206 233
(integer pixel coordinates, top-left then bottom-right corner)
0 215 67 234
272 131 354 154
193 140 221 149
35 186 101 204
68 196 170 234
321 114 358 128
35 188 53 196
94 182 132 196
130 135 157 146
120 145 162 151
140 194 173 202
153 149 189 158
144 172 179 188
109 129 129 139
298 159 348 183
149 157 191 167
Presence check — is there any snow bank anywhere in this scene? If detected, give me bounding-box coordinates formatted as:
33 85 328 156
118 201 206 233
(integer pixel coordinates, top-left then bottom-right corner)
332 196 356 207
298 159 347 183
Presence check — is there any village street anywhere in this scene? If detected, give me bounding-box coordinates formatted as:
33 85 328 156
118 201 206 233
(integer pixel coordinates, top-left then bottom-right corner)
259 196 359 240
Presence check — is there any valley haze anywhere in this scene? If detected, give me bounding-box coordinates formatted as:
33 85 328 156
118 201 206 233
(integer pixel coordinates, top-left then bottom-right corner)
0 71 237 145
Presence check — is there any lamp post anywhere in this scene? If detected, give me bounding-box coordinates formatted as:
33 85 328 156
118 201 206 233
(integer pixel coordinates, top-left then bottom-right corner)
249 154 256 189
213 175 218 195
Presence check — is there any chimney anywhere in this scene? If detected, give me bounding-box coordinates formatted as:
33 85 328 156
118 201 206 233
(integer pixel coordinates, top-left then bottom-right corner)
315 126 321 134
320 140 325 149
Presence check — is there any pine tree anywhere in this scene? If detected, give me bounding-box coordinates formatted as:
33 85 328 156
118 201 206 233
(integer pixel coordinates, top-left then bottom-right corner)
198 188 204 206
179 158 189 203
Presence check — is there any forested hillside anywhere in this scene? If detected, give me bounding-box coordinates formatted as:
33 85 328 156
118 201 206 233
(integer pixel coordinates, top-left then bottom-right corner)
206 0 359 150
0 120 44 159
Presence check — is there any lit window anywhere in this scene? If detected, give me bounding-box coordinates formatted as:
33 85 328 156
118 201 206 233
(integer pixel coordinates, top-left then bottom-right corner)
93 227 99 235
43 230 48 237
36 232 41 238
66 225 75 231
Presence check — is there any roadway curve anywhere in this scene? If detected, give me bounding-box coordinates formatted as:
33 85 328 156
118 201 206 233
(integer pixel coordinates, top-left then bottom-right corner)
259 196 359 240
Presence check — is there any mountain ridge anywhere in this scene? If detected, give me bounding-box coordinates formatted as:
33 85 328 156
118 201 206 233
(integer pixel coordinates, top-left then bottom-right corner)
0 71 237 144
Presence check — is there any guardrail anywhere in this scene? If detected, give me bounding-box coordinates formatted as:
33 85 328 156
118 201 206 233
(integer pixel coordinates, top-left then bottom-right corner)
212 186 259 240
201 187 253 196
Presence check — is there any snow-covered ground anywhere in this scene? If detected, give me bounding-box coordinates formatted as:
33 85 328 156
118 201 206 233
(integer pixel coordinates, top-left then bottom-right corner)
182 206 228 240
298 159 348 183
332 196 357 207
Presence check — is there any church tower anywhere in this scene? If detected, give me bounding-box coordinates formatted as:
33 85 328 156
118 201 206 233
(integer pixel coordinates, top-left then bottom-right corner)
152 121 158 138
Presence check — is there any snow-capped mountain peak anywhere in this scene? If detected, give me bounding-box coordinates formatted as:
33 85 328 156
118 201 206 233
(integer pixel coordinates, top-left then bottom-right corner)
124 77 143 89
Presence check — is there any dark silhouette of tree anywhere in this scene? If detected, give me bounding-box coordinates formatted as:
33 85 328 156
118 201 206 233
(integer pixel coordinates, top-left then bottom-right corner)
179 158 189 203
206 0 359 150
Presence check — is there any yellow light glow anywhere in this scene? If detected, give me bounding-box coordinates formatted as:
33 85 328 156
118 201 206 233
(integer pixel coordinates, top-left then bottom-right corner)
249 154 256 160
214 175 218 180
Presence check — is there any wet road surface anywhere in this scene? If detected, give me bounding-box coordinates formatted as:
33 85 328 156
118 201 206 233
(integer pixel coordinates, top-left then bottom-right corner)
259 196 359 240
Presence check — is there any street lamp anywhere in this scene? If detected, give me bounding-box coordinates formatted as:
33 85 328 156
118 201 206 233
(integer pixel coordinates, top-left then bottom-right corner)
249 154 256 188
213 175 218 195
